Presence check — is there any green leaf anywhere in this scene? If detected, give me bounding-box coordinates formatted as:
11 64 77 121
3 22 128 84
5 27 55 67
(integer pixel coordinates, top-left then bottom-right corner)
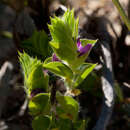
29 93 50 116
43 62 73 79
19 52 49 94
22 30 51 59
74 63 97 87
19 52 41 92
48 9 97 69
32 115 51 130
48 10 78 65
19 52 41 80
80 39 97 47
44 57 53 64
27 64 49 93
56 94 79 120
63 9 79 40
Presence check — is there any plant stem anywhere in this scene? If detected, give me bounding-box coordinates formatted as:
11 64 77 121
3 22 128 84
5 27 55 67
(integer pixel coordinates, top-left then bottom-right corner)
112 0 130 30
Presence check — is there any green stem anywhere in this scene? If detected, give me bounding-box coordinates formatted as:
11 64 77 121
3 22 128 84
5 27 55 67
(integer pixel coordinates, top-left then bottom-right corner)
112 0 130 30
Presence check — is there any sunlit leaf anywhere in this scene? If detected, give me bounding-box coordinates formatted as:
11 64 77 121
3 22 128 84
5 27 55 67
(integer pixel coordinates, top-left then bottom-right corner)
29 93 50 116
63 9 79 41
48 10 78 65
27 65 49 93
43 62 73 79
80 39 97 47
19 52 49 94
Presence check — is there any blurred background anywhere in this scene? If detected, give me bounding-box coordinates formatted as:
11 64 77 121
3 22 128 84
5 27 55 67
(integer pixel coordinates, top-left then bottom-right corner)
0 0 130 130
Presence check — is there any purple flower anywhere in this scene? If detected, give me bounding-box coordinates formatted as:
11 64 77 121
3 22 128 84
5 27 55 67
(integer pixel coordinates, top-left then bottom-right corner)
52 53 61 62
77 38 92 57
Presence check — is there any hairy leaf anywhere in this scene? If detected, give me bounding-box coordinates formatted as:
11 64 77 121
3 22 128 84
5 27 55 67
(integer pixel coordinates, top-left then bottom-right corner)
19 52 48 94
63 9 79 41
19 52 41 82
48 10 78 65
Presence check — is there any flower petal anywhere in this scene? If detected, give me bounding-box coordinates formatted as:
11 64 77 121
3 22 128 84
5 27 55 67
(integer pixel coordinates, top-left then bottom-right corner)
77 38 83 51
78 44 92 57
52 53 60 62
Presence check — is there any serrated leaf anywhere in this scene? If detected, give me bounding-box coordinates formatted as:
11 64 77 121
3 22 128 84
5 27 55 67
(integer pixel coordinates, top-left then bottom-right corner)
43 62 73 79
32 115 51 130
74 63 97 87
19 52 41 92
19 52 49 94
19 52 41 80
48 10 78 65
48 9 97 69
29 93 50 116
56 94 79 120
22 30 51 59
63 9 79 40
